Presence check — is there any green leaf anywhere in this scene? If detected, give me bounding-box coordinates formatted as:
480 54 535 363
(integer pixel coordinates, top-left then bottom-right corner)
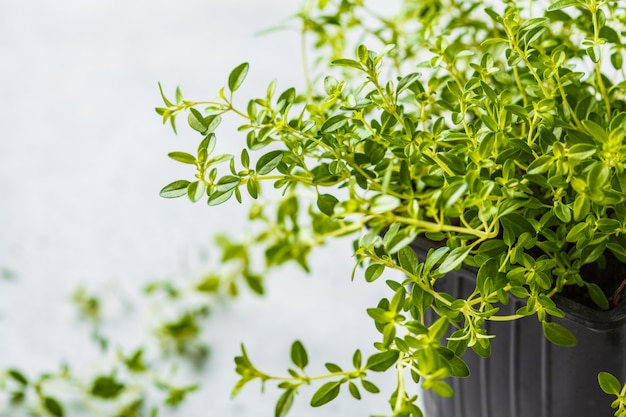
199 133 217 156
397 72 421 94
7 369 28 385
366 350 400 372
215 175 241 193
348 381 361 400
290 340 308 370
424 247 449 273
547 0 582 11
256 150 284 175
438 246 471 274
582 120 609 143
324 75 339 95
504 104 529 119
310 381 341 407
207 153 234 167
91 376 125 399
321 115 348 133
157 82 174 107
275 389 295 417
175 86 183 104
208 189 235 206
586 46 601 63
361 379 380 393
480 114 498 132
244 273 264 295
160 180 191 198
598 372 622 395
325 362 343 373
204 115 222 133
397 246 419 275
241 148 250 168
188 108 208 133
568 143 596 161
187 181 206 202
527 155 554 175
352 349 362 369
565 222 589 242
246 178 259 199
430 381 454 397
228 63 250 92
586 283 609 310
365 263 385 282
43 397 64 417
542 321 577 347
554 203 572 223
587 162 610 191
481 38 509 46
331 59 364 70
501 213 536 237
573 194 590 222
429 317 449 340
317 194 339 216
385 228 418 254
168 152 197 164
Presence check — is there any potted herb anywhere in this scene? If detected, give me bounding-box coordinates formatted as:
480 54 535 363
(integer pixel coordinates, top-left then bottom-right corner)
156 0 626 416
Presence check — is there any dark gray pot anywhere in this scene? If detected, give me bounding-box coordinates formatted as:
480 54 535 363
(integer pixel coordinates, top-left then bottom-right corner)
410 241 626 417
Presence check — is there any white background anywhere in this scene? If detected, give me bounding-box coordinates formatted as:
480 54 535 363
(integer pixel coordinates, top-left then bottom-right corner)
0 1 408 416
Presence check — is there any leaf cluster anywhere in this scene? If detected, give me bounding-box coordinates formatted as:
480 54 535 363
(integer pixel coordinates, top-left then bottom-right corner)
0 270 235 417
599 372 626 417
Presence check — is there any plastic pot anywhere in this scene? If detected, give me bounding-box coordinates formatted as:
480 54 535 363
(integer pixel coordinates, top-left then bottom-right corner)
410 240 626 417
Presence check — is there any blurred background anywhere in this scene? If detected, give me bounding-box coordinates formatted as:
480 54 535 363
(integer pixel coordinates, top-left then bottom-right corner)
0 1 402 415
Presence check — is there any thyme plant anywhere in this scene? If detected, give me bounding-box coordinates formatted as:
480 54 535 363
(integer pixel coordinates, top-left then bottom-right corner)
157 0 626 415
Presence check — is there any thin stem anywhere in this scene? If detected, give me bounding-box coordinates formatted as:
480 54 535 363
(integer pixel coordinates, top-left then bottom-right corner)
300 21 314 100
554 70 582 128
392 216 496 240
393 360 406 412
312 216 375 245
504 26 551 98
591 6 612 120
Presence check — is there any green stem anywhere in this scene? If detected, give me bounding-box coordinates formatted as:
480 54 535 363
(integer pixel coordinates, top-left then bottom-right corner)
312 217 375 245
300 21 314 100
392 216 495 240
504 27 551 98
554 71 582 128
591 6 612 120
393 360 406 412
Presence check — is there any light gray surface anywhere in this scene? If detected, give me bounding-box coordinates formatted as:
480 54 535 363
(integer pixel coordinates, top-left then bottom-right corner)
0 1 413 416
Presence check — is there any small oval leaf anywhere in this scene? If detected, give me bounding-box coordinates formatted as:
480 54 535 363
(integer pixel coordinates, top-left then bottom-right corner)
160 180 191 198
208 189 235 206
44 397 64 417
598 372 622 395
542 321 577 347
366 350 400 372
361 379 380 393
317 194 339 216
187 181 206 202
256 151 283 175
168 151 197 164
290 340 308 370
275 389 295 417
228 63 250 92
310 381 341 407
321 115 348 133
438 246 471 274
365 264 385 282
586 283 609 310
